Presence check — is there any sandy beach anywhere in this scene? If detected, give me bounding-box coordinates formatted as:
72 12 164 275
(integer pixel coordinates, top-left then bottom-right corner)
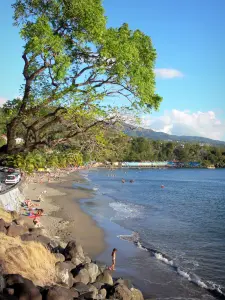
21 171 105 258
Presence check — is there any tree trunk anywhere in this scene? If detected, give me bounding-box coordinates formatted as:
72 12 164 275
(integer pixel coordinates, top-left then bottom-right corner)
6 119 19 154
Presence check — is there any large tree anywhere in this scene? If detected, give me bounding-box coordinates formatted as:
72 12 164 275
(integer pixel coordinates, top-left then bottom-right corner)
3 0 162 154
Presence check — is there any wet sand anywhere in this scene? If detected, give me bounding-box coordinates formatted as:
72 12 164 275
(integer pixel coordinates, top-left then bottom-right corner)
22 171 105 257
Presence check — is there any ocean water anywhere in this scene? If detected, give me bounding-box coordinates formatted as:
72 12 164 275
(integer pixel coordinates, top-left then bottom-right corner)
77 168 225 300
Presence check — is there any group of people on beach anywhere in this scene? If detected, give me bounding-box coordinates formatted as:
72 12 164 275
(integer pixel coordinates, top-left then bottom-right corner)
21 198 45 227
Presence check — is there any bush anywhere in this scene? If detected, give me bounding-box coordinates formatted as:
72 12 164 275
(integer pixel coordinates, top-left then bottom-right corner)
1 150 83 172
0 233 57 286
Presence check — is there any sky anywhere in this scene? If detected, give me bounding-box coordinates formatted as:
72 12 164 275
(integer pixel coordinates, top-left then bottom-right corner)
0 0 225 140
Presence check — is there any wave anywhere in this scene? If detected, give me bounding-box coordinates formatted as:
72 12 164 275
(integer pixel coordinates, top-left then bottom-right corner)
118 233 225 300
109 202 143 220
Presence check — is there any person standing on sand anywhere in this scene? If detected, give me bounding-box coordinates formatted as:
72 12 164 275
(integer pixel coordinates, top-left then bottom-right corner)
109 248 117 270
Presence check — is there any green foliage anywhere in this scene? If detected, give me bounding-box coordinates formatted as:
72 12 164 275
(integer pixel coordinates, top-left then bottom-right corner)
82 135 225 168
2 150 83 172
2 0 162 155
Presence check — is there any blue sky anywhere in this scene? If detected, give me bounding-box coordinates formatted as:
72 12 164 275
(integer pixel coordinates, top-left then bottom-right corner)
0 0 225 140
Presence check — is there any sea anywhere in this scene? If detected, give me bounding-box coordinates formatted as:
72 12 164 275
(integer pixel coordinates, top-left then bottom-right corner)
76 168 225 300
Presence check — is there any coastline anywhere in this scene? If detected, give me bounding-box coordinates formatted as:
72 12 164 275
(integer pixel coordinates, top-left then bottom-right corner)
22 171 105 257
19 168 225 300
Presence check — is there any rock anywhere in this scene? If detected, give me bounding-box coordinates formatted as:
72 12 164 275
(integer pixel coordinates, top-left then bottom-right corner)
84 263 99 283
0 294 18 300
4 274 25 286
28 227 44 235
109 283 132 300
96 270 113 286
0 274 5 292
73 282 90 294
7 224 26 237
46 286 75 300
59 241 67 249
99 288 107 299
56 261 75 272
48 240 59 252
130 288 144 300
73 268 90 285
0 219 6 234
71 256 83 267
96 263 107 274
78 291 95 300
4 287 14 295
20 233 37 242
87 284 98 299
64 240 85 262
5 279 42 300
55 262 74 288
54 253 65 263
92 282 104 290
115 279 133 290
36 235 51 246
85 256 92 264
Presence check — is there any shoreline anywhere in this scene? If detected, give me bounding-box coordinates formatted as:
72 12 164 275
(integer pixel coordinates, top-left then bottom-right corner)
22 170 106 258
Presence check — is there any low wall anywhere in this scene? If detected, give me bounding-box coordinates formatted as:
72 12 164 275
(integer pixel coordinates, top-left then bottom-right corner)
0 184 24 212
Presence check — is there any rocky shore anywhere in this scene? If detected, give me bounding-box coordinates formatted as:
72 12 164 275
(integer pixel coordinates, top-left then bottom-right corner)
0 213 144 300
0 171 145 300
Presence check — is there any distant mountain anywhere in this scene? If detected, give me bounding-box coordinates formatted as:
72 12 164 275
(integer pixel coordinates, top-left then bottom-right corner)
121 123 225 146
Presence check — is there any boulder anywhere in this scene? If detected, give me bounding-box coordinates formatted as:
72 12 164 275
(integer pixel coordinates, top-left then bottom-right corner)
115 279 133 290
85 256 92 264
130 288 144 300
54 253 65 263
96 263 107 274
5 278 42 300
73 282 90 294
48 240 59 252
64 240 85 262
87 284 98 299
28 227 44 235
99 288 107 299
71 256 83 267
7 224 26 237
92 282 104 290
84 263 99 283
109 283 132 300
78 291 95 300
56 261 75 272
96 270 113 286
73 268 90 285
20 233 37 242
55 262 73 288
0 274 5 293
0 293 18 300
46 286 76 300
0 219 6 234
4 274 25 286
36 235 51 246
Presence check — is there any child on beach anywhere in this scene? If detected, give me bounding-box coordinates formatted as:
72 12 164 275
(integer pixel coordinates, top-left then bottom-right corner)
109 248 117 271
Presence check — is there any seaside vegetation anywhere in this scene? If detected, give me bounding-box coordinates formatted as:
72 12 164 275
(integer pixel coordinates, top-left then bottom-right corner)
0 233 57 286
0 0 224 170
0 0 162 156
1 134 225 171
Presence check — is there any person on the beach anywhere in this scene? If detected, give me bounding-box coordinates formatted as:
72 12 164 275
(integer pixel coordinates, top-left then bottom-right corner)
110 248 117 270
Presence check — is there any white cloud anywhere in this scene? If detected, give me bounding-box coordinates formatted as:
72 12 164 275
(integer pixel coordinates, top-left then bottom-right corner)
0 97 7 107
140 110 225 141
154 68 184 79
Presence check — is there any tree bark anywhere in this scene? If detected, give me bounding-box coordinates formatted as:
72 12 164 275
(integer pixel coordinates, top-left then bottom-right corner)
6 119 19 154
